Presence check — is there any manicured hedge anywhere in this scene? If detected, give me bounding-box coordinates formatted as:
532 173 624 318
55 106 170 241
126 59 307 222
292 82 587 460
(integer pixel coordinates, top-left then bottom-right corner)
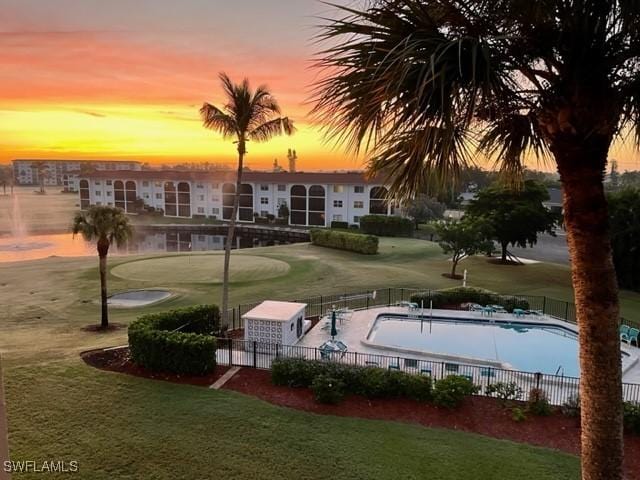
271 358 433 402
310 228 378 254
128 305 220 375
410 287 530 312
330 221 349 229
359 215 413 237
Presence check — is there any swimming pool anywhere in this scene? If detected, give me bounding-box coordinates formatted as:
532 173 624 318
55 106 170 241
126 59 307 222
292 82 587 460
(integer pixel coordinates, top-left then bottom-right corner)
367 315 582 376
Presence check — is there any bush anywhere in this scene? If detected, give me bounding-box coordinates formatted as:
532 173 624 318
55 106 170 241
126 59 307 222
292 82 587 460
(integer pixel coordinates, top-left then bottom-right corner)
128 305 220 375
512 407 527 422
561 394 581 418
359 215 413 237
311 375 345 404
485 382 523 405
410 287 530 312
254 216 270 224
432 375 479 408
330 220 349 229
623 402 640 435
310 228 378 254
527 388 553 416
270 358 432 403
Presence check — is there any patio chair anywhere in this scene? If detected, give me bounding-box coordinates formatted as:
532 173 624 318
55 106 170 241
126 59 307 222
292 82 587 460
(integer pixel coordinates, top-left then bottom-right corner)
480 305 495 317
468 303 484 312
628 328 640 346
489 304 508 313
620 325 631 342
512 308 526 318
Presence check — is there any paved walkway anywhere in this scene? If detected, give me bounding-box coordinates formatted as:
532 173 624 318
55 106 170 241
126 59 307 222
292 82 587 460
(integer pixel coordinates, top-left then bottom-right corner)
209 366 240 390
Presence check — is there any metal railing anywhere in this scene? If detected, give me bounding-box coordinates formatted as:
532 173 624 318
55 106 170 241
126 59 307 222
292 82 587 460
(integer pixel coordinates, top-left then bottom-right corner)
224 287 638 331
215 338 640 406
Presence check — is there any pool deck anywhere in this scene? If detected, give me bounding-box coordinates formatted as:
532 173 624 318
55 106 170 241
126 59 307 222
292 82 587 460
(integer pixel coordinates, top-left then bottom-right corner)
295 306 640 384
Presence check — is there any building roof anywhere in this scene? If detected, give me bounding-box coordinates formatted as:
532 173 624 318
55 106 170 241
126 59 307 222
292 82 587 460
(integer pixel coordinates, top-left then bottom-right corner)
81 169 383 185
242 301 307 321
12 159 141 164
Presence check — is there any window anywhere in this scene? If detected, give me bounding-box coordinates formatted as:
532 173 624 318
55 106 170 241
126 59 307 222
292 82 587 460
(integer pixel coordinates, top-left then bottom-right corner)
211 183 219 189
333 185 344 193
198 194 205 201
79 180 90 209
370 186 389 214
290 185 306 225
354 185 364 193
260 184 269 191
212 207 220 214
197 207 205 214
155 193 162 199
164 181 191 217
333 200 343 208
96 201 102 206
94 181 101 185
277 198 287 206
261 210 269 217
222 183 253 220
332 214 343 221
260 197 269 205
277 184 286 191
154 182 162 187
353 216 360 223
354 200 364 209
95 191 102 196
106 180 113 186
196 183 204 189
142 181 149 187
106 191 112 197
143 193 149 199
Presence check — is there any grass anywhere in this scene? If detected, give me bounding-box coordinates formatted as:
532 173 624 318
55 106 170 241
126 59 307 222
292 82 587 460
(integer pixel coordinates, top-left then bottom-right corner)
5 362 580 480
3 199 639 478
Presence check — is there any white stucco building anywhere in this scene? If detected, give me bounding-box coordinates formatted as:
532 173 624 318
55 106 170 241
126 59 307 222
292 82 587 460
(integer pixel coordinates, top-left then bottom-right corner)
78 170 396 227
243 301 307 346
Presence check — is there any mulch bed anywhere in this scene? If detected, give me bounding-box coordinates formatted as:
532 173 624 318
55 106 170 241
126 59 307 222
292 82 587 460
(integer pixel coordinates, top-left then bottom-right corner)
80 347 229 386
223 367 640 479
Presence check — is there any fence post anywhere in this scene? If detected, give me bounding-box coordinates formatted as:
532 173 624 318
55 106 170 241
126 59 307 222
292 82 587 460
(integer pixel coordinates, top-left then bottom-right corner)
320 295 323 317
366 293 369 310
388 287 392 306
564 302 569 320
253 341 257 368
542 296 547 314
228 339 233 366
535 372 542 390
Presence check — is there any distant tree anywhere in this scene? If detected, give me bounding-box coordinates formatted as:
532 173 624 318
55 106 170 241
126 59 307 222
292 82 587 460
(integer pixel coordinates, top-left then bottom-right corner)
406 194 445 229
72 206 133 329
608 160 620 191
608 189 640 291
277 202 290 221
435 218 492 278
200 73 294 326
620 171 640 189
31 162 49 193
467 181 559 263
0 165 10 195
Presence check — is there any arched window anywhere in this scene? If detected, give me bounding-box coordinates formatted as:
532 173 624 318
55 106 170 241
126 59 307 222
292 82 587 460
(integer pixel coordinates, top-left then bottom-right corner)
222 183 253 221
290 185 306 225
164 181 191 217
369 186 389 214
114 180 126 210
308 185 326 226
177 182 191 217
125 181 137 212
79 180 90 209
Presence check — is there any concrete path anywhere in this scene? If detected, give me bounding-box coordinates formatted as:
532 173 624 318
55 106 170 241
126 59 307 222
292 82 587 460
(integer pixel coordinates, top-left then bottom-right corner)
0 356 10 480
209 366 240 390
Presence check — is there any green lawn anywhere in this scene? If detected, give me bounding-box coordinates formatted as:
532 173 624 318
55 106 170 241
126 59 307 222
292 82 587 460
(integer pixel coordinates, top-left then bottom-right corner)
3 234 639 478
5 362 579 480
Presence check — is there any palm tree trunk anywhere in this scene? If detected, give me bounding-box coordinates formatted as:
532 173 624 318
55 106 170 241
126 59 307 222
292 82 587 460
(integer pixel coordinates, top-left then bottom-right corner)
221 142 245 328
97 239 110 329
559 163 623 480
450 257 458 277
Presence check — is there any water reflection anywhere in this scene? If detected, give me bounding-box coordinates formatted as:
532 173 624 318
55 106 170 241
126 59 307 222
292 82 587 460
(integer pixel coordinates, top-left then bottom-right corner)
0 229 300 263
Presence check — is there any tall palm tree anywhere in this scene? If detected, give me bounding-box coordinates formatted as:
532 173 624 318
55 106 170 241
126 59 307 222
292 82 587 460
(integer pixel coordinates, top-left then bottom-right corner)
311 2 640 479
200 73 294 327
31 162 49 194
72 206 133 329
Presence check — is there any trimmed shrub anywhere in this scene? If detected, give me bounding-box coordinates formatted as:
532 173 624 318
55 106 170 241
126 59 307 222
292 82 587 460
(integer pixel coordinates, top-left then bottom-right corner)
512 407 527 422
432 375 479 408
311 375 345 404
527 388 553 416
410 287 530 313
623 402 640 435
359 215 413 237
128 305 220 375
561 394 581 418
310 228 378 254
485 382 523 405
330 220 349 229
270 358 432 403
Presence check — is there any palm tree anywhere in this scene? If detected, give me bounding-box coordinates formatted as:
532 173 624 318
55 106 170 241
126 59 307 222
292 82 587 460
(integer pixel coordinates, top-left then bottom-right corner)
72 206 133 329
200 73 294 327
311 2 640 479
31 162 49 194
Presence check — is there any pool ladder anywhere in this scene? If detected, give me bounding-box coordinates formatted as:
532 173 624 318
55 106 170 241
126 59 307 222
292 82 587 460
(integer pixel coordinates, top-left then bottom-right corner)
555 365 565 376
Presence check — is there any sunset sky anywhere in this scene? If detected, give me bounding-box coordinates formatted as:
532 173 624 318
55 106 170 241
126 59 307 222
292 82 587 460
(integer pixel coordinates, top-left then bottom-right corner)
1 0 639 171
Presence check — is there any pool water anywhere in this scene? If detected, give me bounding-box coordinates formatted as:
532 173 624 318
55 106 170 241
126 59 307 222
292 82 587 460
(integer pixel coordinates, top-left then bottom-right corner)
368 316 580 376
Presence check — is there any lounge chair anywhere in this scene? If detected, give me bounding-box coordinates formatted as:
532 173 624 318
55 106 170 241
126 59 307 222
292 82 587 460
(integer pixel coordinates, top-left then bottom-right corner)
628 328 640 346
489 304 508 313
468 303 484 312
621 325 631 342
512 308 526 318
480 305 495 316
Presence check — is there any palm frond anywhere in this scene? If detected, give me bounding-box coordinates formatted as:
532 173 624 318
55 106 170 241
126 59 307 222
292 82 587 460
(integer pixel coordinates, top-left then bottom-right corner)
200 103 238 139
249 117 295 143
